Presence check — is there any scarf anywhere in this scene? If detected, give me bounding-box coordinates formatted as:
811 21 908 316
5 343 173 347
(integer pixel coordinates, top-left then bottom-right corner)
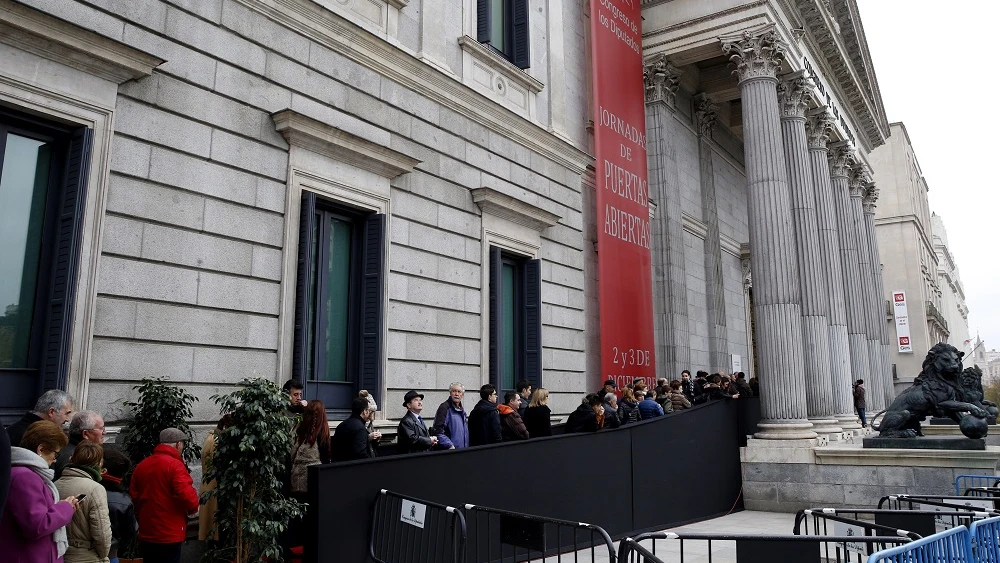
102 473 123 487
10 447 69 557
66 463 102 482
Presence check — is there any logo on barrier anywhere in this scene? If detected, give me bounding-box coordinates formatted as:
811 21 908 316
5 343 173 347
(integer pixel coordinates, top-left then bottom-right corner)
400 500 426 529
833 521 868 555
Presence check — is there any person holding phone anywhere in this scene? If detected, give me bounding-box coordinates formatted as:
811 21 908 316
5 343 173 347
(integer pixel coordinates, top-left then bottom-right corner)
55 441 112 563
1 420 79 562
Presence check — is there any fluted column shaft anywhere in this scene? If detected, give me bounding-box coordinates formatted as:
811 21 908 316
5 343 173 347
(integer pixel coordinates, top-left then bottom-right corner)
779 75 839 435
848 170 884 413
863 193 895 406
829 144 871 415
808 113 859 429
722 27 814 439
695 94 730 373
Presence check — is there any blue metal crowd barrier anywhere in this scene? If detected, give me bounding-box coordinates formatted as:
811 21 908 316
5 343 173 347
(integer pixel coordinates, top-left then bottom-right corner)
622 531 912 563
970 516 1000 563
867 524 974 563
957 475 1000 495
369 489 467 563
463 503 616 563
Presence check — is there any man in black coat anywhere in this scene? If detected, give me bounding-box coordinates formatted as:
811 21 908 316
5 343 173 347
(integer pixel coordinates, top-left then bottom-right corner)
468 384 502 446
333 398 378 461
397 390 438 453
5 389 75 447
566 394 603 433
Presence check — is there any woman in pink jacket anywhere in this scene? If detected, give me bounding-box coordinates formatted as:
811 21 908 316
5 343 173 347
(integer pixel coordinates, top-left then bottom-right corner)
0 420 80 562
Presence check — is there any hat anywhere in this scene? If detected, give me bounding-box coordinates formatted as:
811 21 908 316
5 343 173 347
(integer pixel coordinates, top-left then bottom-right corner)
604 379 616 387
159 427 189 444
402 390 424 406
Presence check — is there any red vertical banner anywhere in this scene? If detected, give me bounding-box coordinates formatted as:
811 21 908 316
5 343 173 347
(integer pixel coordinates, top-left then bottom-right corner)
590 0 656 390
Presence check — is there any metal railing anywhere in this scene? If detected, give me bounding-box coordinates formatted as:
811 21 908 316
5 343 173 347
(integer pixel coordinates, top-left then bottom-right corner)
463 503 616 563
369 489 467 563
867 524 973 563
617 536 665 563
794 508 922 541
957 475 1000 495
879 494 1000 513
969 515 1000 563
620 531 912 563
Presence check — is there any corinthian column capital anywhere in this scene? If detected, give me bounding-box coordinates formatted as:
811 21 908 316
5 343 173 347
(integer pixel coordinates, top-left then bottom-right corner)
643 53 683 107
693 93 718 138
863 184 879 213
777 70 813 119
806 108 836 149
827 142 855 178
720 24 787 84
849 165 871 198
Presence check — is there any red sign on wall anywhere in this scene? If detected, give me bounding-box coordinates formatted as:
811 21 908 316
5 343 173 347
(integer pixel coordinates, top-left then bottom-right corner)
589 0 656 390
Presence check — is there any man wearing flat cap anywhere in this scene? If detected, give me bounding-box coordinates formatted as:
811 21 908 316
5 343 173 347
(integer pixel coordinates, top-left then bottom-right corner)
129 428 200 563
397 390 438 454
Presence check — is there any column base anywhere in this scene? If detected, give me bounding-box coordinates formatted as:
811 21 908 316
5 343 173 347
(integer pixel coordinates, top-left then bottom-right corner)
808 417 843 435
754 420 818 440
835 414 862 431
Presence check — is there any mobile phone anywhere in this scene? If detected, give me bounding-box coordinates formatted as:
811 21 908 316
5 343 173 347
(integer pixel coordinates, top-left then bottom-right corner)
75 494 87 502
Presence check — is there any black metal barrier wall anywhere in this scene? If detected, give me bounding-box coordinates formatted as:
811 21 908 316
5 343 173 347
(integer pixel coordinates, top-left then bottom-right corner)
308 398 746 562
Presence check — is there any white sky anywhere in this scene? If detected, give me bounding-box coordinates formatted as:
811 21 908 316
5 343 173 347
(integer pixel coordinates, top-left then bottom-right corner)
856 0 1000 354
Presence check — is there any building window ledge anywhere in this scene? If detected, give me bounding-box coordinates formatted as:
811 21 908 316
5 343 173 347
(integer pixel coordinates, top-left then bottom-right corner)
458 35 542 117
472 187 560 232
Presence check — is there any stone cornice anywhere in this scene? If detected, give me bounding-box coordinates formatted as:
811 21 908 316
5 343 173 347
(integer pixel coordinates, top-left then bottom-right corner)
457 35 544 94
0 0 163 84
777 70 813 119
720 24 787 84
682 213 708 239
234 0 592 175
805 107 835 149
272 109 421 178
643 53 682 107
471 187 562 231
693 93 717 137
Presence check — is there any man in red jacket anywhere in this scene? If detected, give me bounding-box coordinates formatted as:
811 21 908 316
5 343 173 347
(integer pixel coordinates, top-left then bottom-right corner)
130 428 200 563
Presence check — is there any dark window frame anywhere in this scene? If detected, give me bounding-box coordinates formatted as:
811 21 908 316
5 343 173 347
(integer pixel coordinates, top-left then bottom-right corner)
488 246 541 395
476 0 531 69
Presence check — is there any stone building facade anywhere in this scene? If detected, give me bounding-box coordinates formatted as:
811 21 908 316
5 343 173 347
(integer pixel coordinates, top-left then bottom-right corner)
932 213 971 357
870 122 947 386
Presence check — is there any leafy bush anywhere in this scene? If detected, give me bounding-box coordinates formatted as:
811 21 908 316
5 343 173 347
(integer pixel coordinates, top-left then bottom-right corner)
119 377 200 466
204 378 304 563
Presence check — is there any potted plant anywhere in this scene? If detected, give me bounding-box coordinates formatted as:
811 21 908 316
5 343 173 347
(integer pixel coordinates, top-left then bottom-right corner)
204 378 305 563
119 377 201 467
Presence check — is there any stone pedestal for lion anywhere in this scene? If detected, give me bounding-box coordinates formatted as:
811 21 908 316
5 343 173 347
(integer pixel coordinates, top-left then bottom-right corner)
742 344 1000 512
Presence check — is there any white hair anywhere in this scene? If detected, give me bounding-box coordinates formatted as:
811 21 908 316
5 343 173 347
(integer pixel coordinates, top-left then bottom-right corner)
449 382 465 391
33 389 74 416
69 410 103 439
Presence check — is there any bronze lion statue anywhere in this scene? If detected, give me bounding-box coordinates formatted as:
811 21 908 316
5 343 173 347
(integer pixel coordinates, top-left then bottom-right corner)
873 343 988 438
960 365 999 425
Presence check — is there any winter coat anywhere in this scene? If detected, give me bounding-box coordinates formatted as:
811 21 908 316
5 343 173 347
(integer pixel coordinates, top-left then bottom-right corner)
619 399 641 425
397 412 435 454
432 399 469 449
99 478 136 559
468 400 502 446
130 444 200 544
198 432 219 541
332 415 375 462
638 398 664 420
734 378 753 397
0 460 74 563
565 403 600 433
680 380 702 403
522 405 552 438
668 391 692 411
656 396 674 414
52 437 82 481
55 466 112 563
854 384 866 409
602 403 622 429
5 412 42 448
498 405 529 441
290 437 329 494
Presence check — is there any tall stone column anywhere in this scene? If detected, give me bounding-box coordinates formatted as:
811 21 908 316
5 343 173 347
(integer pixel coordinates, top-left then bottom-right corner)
778 74 840 435
863 185 896 406
722 26 814 439
807 111 860 430
852 165 885 412
829 142 871 415
695 93 730 373
644 55 691 381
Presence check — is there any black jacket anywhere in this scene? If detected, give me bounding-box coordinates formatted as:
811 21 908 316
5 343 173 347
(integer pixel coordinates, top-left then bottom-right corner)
101 479 138 558
618 399 640 425
734 379 753 397
522 405 552 437
4 411 42 447
396 412 434 453
468 400 502 446
565 403 599 433
602 403 622 429
332 415 375 462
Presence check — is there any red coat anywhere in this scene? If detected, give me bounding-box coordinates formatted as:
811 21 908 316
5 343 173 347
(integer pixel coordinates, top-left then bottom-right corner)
130 444 200 544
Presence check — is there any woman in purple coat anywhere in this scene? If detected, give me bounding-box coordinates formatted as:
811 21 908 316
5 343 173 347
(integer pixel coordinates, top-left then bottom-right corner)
1 420 80 562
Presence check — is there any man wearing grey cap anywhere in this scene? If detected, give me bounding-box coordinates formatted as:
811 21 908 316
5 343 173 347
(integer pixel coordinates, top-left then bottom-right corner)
129 428 200 563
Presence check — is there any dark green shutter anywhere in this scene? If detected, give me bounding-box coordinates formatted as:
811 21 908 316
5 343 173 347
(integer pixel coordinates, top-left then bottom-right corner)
359 213 385 405
41 127 92 392
511 0 530 69
477 0 492 44
488 246 502 389
524 258 541 388
293 191 317 382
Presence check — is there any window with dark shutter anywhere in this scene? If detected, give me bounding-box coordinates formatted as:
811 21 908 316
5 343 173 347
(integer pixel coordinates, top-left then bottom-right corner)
488 246 542 393
477 0 530 69
292 191 386 414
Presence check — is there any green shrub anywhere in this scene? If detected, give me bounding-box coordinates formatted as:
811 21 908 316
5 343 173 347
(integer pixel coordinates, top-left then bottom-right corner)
119 377 200 466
